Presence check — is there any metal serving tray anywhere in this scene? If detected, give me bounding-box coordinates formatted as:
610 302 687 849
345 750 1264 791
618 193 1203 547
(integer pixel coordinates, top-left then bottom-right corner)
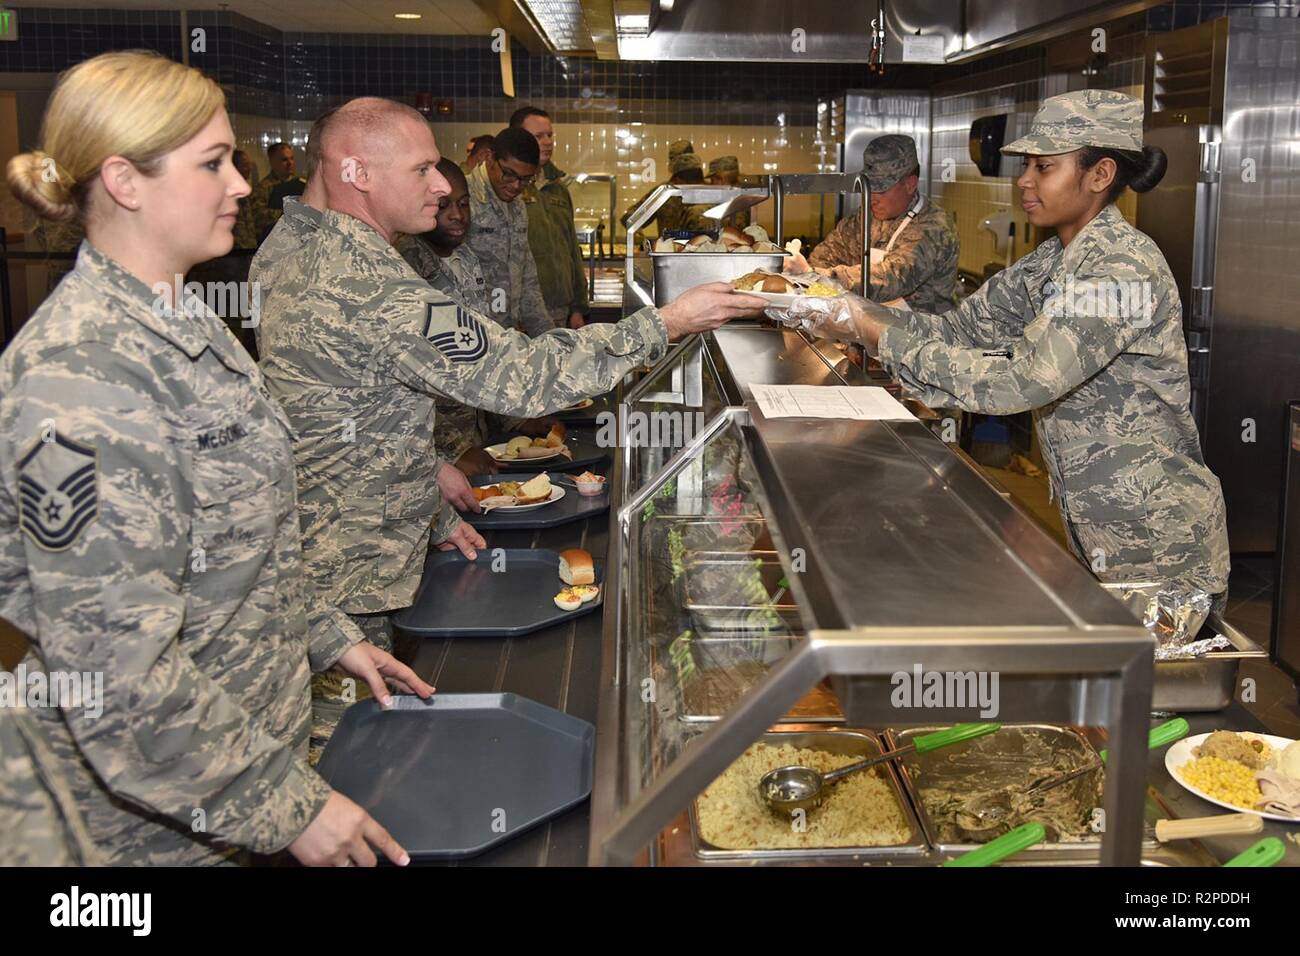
650 251 787 305
686 728 928 862
676 667 844 724
1153 616 1265 712
1101 583 1268 712
681 551 800 635
887 723 1161 860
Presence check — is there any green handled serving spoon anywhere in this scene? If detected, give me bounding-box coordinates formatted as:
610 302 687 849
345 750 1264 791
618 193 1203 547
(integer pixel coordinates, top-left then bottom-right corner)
1223 837 1286 867
955 718 1191 842
760 722 1001 817
944 822 1046 867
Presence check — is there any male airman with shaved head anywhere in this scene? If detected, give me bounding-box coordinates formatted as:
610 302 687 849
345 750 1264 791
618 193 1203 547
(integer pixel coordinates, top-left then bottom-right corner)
253 97 764 756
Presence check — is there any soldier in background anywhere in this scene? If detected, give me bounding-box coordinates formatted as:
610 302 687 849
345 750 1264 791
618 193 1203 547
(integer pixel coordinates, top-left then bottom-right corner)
801 134 959 315
250 141 306 242
707 155 751 230
654 151 712 235
464 133 493 173
778 91 1230 601
231 148 258 250
2 52 424 866
465 126 553 335
397 159 555 478
512 106 590 330
621 138 694 232
255 98 765 758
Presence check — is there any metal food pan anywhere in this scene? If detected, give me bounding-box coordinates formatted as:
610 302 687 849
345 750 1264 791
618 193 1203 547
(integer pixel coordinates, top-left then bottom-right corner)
886 723 1160 859
1153 616 1265 711
682 551 800 635
650 251 787 305
651 515 774 554
1101 583 1268 712
672 644 844 724
687 727 928 861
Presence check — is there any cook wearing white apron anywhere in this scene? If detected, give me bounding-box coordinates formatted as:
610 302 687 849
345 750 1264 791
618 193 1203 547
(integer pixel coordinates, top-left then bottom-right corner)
871 194 923 311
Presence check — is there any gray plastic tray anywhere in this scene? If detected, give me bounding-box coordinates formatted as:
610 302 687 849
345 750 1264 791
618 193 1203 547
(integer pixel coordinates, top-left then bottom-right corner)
460 473 610 530
486 432 609 472
392 548 604 637
316 693 594 860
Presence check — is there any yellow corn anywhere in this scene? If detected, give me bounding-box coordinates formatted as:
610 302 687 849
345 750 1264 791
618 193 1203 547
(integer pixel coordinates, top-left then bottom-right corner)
1177 756 1262 810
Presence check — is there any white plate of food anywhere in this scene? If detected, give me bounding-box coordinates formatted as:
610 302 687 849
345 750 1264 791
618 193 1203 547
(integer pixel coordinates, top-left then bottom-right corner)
486 442 565 463
731 270 843 307
1165 730 1300 822
472 475 566 512
485 424 569 463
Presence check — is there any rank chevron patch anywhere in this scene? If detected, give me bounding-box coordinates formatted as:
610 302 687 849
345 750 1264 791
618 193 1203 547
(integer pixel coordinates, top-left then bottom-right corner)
425 301 488 364
17 433 99 552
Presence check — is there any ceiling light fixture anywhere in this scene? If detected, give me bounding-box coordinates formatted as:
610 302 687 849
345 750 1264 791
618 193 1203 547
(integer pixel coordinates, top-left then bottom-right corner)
394 13 422 20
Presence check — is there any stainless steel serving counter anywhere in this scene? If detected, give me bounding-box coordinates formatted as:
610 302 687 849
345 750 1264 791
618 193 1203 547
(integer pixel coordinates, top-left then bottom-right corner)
583 322 1295 867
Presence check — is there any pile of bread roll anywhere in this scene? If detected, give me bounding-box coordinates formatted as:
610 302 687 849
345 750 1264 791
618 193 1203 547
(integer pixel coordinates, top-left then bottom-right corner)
653 224 785 255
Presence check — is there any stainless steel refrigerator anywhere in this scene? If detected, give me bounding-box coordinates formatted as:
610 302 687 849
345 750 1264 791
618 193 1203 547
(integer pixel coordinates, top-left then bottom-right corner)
1138 15 1300 556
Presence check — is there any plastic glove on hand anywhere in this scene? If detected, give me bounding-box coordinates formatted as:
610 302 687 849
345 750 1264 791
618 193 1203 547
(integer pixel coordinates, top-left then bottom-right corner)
779 291 905 357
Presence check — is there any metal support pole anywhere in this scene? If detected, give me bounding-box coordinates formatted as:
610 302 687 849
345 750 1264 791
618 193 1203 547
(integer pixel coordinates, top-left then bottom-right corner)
853 172 872 298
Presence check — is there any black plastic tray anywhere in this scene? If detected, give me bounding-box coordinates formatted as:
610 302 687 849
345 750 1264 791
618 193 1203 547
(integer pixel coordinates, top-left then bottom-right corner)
316 693 594 860
460 473 610 530
552 391 614 426
486 432 610 472
392 548 604 637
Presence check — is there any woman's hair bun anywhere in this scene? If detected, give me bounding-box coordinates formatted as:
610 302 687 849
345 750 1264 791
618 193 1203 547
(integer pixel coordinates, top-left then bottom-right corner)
6 150 78 222
1130 144 1168 193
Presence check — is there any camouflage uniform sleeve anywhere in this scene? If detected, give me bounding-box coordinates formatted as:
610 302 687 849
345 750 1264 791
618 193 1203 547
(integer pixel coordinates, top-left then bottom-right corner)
878 251 1167 415
433 400 481 462
519 246 555 336
375 285 668 418
809 212 862 269
307 592 366 672
0 349 330 853
0 704 101 865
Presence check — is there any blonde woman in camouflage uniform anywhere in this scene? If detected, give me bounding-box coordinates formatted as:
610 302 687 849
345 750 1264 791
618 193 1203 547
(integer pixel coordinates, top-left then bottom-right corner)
0 52 430 866
779 91 1230 601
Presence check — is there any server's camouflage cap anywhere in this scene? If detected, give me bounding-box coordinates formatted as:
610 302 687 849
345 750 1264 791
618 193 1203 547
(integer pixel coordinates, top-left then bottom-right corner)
670 151 703 174
1002 89 1143 155
862 134 919 191
668 139 694 159
708 155 740 175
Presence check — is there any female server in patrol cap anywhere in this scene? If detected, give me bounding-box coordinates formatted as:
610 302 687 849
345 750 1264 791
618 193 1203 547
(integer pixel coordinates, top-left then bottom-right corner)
0 51 433 866
777 90 1230 606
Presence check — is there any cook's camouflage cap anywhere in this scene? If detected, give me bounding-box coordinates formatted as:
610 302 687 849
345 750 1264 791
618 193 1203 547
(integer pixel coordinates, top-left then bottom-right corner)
668 139 694 159
708 155 740 176
670 151 703 175
1002 89 1144 155
862 134 919 191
